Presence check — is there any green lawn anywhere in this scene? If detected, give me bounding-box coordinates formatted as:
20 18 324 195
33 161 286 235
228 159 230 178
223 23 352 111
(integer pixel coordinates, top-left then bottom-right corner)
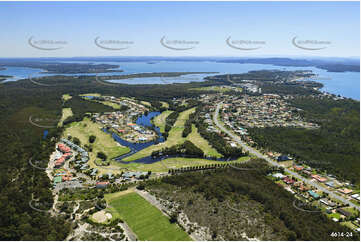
188 124 222 158
62 94 72 101
105 192 191 241
113 156 250 172
123 108 195 161
160 101 169 108
63 117 130 175
58 108 73 127
190 86 242 93
152 110 173 133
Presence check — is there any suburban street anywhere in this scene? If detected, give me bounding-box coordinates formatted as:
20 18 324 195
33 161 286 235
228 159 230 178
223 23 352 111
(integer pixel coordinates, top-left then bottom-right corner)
214 103 360 211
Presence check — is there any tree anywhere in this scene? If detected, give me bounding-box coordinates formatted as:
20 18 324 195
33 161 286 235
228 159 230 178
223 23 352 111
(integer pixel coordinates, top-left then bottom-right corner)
89 135 96 143
97 152 107 161
73 137 81 145
169 212 178 223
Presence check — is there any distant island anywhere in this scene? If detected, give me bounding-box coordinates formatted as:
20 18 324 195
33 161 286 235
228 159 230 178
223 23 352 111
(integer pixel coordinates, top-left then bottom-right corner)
100 71 218 81
0 75 12 82
0 60 122 74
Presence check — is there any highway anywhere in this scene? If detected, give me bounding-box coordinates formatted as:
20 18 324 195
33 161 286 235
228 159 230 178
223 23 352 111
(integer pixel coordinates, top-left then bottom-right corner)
213 103 360 211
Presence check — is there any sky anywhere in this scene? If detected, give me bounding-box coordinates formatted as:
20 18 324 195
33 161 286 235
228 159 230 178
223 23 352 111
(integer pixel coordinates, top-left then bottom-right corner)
0 1 359 58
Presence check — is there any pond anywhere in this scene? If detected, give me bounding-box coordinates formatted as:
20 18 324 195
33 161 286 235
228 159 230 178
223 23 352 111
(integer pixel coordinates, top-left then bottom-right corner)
107 111 240 164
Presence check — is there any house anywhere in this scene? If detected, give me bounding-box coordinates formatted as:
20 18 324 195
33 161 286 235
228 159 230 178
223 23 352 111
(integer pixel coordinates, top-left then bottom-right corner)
277 155 292 162
311 174 327 183
336 208 352 218
293 165 304 171
351 194 360 201
96 181 109 189
62 175 72 182
325 181 335 188
58 143 71 153
308 190 320 199
272 173 285 179
320 199 336 207
90 168 98 176
339 188 353 195
302 170 312 176
122 171 148 179
283 176 295 185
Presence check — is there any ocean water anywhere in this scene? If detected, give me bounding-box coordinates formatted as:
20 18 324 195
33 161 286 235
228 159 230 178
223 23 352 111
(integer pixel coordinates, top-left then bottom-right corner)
0 61 359 100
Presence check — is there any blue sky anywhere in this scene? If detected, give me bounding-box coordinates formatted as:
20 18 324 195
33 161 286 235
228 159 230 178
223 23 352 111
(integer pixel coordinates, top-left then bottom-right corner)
0 1 359 58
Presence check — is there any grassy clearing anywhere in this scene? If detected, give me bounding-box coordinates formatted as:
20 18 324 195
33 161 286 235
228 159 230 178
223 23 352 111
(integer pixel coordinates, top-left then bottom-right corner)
113 156 250 173
190 86 242 93
341 221 359 231
152 110 173 133
123 108 195 161
80 93 101 97
62 94 72 102
160 101 169 108
105 192 191 241
188 124 222 158
63 117 130 175
58 108 73 127
141 101 151 107
97 100 121 109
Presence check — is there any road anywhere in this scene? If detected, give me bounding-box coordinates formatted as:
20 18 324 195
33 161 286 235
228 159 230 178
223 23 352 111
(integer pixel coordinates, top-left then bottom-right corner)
213 103 360 211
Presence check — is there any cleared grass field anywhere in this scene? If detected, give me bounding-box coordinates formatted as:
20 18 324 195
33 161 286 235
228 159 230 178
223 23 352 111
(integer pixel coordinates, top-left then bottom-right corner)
160 101 169 108
152 110 173 133
141 101 152 107
114 156 250 172
63 117 130 175
62 94 72 101
97 100 121 109
123 108 195 161
105 192 191 241
79 93 101 97
190 86 242 93
57 108 73 127
188 124 222 158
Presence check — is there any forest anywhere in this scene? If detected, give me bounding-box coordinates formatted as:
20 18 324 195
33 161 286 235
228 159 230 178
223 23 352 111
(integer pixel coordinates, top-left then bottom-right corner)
142 160 358 241
0 70 358 240
248 96 360 184
0 73 222 240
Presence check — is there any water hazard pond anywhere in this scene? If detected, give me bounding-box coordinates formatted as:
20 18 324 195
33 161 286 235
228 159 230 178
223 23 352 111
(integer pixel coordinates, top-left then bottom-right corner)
105 111 236 164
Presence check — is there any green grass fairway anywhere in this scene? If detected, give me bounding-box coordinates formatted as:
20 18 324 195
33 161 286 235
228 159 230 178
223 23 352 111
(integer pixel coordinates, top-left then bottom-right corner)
105 192 191 241
63 117 130 175
58 108 73 127
113 156 250 172
62 94 72 102
160 101 169 108
123 108 195 161
79 93 101 97
190 86 242 93
141 101 152 107
188 124 222 158
152 110 173 133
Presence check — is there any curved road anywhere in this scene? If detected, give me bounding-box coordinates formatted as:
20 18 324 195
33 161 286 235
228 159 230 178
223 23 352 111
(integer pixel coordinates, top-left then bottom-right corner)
214 103 359 211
